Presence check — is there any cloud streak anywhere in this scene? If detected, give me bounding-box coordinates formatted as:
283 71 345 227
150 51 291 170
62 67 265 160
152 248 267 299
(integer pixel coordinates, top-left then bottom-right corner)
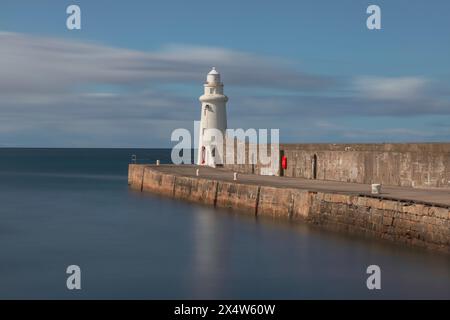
0 32 331 96
353 76 430 100
0 32 449 147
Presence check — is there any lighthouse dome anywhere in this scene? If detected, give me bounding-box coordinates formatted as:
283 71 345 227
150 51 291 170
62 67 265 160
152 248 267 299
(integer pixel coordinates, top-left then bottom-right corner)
208 67 219 75
206 67 221 84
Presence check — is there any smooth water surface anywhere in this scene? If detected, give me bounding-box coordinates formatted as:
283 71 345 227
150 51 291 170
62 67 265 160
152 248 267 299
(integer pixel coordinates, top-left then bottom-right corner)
0 148 448 299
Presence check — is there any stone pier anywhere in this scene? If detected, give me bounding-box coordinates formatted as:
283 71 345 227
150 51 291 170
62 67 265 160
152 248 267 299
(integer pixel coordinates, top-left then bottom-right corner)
129 164 450 254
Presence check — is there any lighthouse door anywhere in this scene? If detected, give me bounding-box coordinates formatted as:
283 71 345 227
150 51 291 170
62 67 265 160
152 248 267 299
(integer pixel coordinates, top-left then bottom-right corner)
201 146 206 165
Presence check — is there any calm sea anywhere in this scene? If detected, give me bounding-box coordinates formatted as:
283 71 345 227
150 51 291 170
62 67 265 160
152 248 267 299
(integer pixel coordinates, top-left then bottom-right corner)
0 148 448 299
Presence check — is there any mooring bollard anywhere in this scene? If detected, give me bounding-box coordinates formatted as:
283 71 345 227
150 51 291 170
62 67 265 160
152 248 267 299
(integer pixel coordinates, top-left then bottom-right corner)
196 169 199 176
234 172 238 181
156 160 160 166
371 183 381 194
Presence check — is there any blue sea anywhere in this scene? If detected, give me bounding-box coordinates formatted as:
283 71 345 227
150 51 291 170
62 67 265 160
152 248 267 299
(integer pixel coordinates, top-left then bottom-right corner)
0 148 448 299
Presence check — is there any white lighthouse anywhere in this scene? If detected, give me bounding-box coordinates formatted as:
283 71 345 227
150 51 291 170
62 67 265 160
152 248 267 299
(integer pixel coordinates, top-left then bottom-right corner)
197 67 228 166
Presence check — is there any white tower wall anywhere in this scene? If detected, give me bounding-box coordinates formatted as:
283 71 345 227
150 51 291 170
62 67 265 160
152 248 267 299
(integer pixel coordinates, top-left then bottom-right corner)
197 67 228 166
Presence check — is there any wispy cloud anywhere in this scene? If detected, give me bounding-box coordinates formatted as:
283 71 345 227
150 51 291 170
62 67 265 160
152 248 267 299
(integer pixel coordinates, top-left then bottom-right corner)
0 31 335 146
353 76 430 100
234 93 450 118
0 31 449 147
0 32 331 96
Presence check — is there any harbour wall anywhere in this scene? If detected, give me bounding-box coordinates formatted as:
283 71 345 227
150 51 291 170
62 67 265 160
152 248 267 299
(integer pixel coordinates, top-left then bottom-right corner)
224 143 450 189
128 164 450 254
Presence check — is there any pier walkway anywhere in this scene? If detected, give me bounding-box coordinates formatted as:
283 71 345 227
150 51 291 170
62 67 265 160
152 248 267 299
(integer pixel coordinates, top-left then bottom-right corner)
151 164 450 207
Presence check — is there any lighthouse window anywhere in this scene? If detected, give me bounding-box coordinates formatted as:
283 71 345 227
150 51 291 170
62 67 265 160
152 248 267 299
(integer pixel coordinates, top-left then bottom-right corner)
210 88 214 94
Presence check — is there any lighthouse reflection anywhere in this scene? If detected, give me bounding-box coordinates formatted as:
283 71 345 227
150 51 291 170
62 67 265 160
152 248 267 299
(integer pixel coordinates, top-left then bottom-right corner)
190 207 230 298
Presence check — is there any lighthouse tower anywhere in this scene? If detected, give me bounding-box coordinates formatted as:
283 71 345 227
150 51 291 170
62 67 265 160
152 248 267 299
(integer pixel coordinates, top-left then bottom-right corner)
197 67 228 166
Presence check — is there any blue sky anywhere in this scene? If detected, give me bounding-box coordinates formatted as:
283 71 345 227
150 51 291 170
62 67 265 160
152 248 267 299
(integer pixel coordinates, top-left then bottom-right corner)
1 0 450 147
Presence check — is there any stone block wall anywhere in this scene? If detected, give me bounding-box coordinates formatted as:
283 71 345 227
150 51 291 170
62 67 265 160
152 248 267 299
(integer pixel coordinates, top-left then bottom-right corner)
224 143 450 188
128 165 450 253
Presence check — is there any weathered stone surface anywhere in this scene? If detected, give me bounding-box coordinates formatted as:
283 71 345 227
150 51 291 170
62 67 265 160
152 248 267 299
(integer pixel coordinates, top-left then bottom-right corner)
142 168 175 196
128 165 450 254
224 143 450 189
292 190 313 220
128 164 146 190
215 181 259 214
